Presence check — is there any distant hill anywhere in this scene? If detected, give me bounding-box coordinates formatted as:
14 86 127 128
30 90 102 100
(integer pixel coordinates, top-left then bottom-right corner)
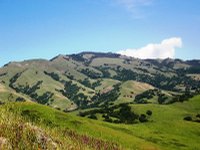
0 52 200 111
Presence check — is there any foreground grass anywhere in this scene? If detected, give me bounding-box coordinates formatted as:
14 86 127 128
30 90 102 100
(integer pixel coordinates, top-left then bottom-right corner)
0 103 119 150
0 95 200 149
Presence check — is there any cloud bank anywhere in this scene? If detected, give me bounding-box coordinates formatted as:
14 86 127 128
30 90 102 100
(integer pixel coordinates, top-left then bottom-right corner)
117 37 182 59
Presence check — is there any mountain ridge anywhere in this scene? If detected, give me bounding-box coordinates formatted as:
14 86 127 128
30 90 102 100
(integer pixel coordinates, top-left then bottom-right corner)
3 52 200 68
0 52 200 111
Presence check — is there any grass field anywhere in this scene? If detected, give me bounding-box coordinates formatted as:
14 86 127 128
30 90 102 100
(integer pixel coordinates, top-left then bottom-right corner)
116 80 154 104
0 95 199 149
95 79 120 92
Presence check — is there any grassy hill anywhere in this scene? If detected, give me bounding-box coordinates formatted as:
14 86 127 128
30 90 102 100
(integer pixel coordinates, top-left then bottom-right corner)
116 80 154 104
0 52 200 111
0 52 200 149
0 95 199 149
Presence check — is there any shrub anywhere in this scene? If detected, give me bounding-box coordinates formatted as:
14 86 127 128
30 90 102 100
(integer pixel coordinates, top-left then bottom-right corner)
196 114 200 118
80 68 101 79
146 110 152 116
55 107 61 111
44 71 60 81
88 114 97 120
139 114 148 123
104 116 113 123
79 112 86 117
118 104 138 124
183 116 192 121
16 97 26 102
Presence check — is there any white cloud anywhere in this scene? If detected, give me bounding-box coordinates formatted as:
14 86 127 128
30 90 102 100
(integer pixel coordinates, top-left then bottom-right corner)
117 37 182 59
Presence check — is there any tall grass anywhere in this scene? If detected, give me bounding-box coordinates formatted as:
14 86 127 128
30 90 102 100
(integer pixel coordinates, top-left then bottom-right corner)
0 103 78 149
0 103 121 150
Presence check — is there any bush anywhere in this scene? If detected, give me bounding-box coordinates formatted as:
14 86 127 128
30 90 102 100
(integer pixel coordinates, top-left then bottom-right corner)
134 89 156 104
79 112 86 117
88 114 97 120
139 114 148 123
183 116 192 121
16 97 26 102
37 92 54 104
104 117 113 123
113 120 121 124
118 104 138 124
146 110 152 116
44 71 60 81
196 114 200 118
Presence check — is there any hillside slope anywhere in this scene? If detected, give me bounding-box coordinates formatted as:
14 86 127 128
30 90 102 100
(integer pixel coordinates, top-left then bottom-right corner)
0 95 199 149
0 52 200 111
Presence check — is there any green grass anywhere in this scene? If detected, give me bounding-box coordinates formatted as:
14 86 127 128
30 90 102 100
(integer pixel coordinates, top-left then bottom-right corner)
79 95 200 149
0 103 89 149
1 102 154 149
1 95 199 149
116 80 154 104
0 83 32 103
95 78 120 92
128 96 200 150
0 102 121 150
0 91 19 102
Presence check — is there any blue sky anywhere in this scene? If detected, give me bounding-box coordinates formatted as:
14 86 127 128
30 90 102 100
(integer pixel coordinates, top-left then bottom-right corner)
0 0 200 66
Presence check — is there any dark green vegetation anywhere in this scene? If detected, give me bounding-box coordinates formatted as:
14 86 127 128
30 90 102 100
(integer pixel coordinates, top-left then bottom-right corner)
0 52 200 149
79 103 152 124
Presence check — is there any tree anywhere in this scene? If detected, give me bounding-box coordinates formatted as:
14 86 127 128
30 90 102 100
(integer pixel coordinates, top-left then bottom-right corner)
118 104 137 124
196 114 200 118
183 116 192 121
146 110 152 116
103 115 113 122
139 114 148 122
16 97 25 102
88 114 97 120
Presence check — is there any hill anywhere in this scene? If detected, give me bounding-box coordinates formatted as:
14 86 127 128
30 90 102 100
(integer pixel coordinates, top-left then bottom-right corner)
0 52 200 149
0 95 199 149
0 52 200 111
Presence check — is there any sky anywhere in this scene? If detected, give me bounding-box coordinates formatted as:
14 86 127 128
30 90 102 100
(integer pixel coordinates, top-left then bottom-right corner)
0 0 200 66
